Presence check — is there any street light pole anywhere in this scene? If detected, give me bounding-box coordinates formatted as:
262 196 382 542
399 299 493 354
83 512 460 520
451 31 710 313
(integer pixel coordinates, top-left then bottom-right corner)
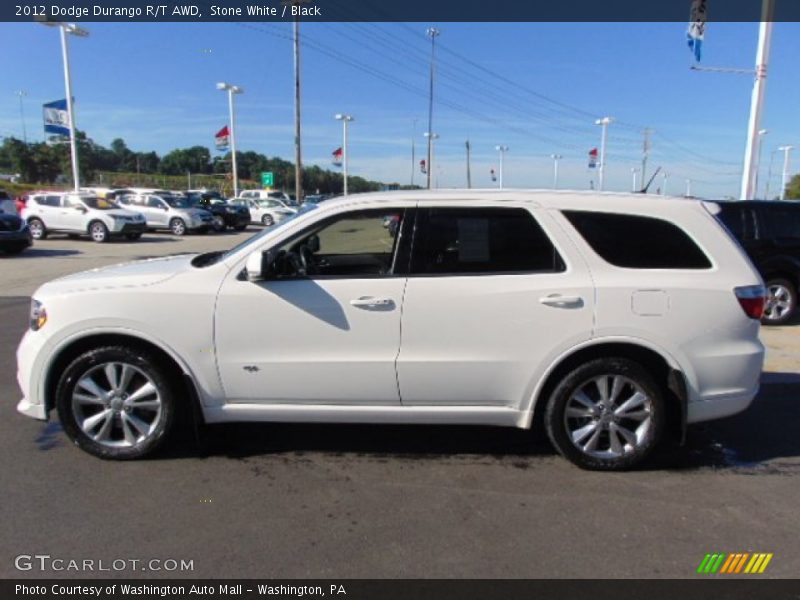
551 154 562 189
425 27 440 190
15 90 27 144
424 132 438 188
217 82 243 198
764 147 779 199
662 172 668 196
631 168 639 193
685 179 692 197
41 22 88 192
595 117 613 191
335 114 354 195
495 145 509 189
778 145 794 201
293 18 303 203
753 128 768 198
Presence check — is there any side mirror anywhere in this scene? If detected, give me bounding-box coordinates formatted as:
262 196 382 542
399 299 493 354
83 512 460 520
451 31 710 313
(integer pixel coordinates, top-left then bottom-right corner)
74 206 87 213
245 250 275 282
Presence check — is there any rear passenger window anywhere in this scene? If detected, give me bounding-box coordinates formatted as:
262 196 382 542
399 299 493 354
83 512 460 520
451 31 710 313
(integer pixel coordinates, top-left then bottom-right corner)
410 207 564 275
761 207 800 240
564 210 711 270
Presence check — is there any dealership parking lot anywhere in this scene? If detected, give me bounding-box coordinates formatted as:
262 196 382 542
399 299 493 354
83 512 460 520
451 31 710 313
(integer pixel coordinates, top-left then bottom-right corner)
1 231 798 578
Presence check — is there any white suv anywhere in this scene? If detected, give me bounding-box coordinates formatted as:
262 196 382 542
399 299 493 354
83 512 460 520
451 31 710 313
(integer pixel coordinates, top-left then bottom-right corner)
22 192 146 242
15 191 766 470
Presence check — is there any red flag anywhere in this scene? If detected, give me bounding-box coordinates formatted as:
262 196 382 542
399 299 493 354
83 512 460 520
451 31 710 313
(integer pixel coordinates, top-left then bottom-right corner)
332 147 343 167
588 148 599 169
215 125 230 150
419 159 427 174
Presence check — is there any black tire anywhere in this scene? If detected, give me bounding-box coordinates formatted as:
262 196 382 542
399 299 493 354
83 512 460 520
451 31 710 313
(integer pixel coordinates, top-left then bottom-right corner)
261 214 274 227
89 221 109 243
55 346 177 460
124 232 143 241
28 218 47 240
233 223 247 231
169 218 187 236
762 278 797 326
544 357 665 471
211 215 226 232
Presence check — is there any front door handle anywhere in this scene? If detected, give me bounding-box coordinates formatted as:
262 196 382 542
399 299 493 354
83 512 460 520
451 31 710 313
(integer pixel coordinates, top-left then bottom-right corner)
539 294 584 308
350 296 395 309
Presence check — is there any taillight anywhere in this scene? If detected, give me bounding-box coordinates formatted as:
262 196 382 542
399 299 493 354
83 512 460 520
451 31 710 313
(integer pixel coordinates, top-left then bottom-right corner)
734 285 767 320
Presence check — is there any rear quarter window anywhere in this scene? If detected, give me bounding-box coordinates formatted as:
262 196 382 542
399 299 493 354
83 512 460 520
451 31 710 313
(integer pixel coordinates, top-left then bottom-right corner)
563 210 712 270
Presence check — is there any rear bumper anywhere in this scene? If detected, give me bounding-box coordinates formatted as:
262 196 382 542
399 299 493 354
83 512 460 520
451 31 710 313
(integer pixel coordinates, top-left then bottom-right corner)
0 229 33 249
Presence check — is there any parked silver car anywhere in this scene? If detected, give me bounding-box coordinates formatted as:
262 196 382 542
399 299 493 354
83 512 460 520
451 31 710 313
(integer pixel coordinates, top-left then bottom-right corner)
117 191 213 235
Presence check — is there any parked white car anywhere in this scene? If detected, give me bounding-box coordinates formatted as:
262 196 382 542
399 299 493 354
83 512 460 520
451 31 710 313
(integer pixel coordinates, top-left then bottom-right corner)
21 192 146 242
229 197 295 226
117 191 213 235
16 190 765 470
238 189 294 204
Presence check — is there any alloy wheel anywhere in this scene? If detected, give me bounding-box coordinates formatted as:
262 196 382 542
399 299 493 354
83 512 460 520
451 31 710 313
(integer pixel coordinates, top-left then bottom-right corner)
764 283 793 322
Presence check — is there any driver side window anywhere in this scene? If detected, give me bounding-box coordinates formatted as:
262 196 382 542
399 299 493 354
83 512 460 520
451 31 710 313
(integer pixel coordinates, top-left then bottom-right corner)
268 208 405 279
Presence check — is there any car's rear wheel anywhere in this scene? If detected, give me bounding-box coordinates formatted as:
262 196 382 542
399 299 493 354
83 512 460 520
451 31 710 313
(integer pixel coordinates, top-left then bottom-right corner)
89 221 109 243
211 215 226 232
28 218 46 240
762 278 796 325
261 214 274 226
56 346 176 460
545 358 665 471
169 218 187 236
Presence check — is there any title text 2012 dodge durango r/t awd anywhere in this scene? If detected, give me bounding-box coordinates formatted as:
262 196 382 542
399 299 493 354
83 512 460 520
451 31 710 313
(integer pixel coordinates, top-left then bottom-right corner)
17 190 765 470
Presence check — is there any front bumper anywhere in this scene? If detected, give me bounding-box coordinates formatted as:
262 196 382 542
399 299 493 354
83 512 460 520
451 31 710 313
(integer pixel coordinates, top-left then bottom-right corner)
224 212 250 227
16 329 50 421
109 221 147 234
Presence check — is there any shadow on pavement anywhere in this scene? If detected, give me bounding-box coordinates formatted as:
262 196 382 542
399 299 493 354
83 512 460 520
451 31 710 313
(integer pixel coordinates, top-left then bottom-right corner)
2 248 82 259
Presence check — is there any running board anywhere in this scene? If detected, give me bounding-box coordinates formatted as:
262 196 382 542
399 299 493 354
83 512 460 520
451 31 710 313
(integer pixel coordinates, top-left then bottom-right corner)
203 404 529 429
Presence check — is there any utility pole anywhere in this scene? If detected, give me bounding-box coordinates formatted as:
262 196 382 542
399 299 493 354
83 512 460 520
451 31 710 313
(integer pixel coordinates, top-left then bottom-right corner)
779 145 794 200
631 168 639 193
495 145 509 190
595 117 613 192
293 16 303 203
424 132 438 188
15 90 27 144
754 128 769 198
40 22 89 192
465 139 472 189
551 154 562 189
740 0 775 200
335 114 354 195
685 179 692 197
425 27 440 190
411 118 417 187
641 128 651 189
662 172 668 196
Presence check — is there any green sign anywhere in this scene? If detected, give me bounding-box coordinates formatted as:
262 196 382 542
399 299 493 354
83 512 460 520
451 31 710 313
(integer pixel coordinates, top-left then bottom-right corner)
261 172 274 188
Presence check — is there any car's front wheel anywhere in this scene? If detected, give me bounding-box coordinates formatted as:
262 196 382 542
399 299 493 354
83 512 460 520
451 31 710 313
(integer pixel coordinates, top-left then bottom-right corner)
89 221 109 243
169 218 187 236
545 358 665 471
211 215 226 232
56 346 176 460
762 278 797 326
261 214 274 226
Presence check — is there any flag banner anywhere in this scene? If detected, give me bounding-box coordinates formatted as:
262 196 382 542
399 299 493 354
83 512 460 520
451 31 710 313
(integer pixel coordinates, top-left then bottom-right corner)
215 125 230 150
332 147 343 167
490 168 497 182
588 148 598 169
687 0 707 62
43 99 70 139
419 159 427 174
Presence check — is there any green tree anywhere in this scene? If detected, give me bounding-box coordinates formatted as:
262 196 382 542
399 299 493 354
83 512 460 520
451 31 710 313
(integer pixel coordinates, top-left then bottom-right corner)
786 173 800 200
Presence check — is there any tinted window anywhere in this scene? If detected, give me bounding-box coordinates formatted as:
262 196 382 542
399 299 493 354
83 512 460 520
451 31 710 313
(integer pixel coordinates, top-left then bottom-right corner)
410 207 563 275
717 206 745 239
761 206 800 240
564 210 711 269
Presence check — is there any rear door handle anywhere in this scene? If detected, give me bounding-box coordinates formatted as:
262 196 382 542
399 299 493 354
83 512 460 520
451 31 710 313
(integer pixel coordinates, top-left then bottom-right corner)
539 294 584 308
350 296 395 309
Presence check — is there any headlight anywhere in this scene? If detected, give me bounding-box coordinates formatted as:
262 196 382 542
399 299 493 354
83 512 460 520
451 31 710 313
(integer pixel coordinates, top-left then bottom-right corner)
30 299 47 331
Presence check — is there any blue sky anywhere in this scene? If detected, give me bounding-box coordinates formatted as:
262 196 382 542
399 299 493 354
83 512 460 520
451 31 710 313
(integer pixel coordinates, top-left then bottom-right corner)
1 21 799 198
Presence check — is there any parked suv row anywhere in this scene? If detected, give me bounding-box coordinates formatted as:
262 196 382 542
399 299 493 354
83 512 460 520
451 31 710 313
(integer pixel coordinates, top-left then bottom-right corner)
22 192 146 243
716 200 800 325
116 191 213 235
17 191 765 470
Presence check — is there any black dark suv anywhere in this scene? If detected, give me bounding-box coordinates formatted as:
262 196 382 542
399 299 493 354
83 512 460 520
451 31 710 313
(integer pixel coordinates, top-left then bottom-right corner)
716 200 800 325
186 192 250 232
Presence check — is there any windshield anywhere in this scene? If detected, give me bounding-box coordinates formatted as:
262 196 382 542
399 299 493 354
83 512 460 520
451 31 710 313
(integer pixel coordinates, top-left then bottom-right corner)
162 195 191 208
82 196 120 210
193 204 318 268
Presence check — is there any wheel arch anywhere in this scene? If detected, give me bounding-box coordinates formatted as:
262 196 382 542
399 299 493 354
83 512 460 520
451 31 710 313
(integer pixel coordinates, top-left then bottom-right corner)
44 332 203 422
524 340 688 444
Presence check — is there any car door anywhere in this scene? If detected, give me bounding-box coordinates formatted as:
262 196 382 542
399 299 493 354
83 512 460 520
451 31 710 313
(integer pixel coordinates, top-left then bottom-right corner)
39 194 66 229
145 196 169 227
396 203 595 408
60 195 87 232
214 206 411 404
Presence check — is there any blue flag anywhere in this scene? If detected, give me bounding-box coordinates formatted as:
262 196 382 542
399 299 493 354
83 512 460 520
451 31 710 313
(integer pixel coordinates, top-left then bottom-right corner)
43 99 70 137
687 0 707 62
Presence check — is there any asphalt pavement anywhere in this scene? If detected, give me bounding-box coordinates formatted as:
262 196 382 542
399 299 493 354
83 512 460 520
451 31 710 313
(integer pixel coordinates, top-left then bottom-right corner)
0 231 798 579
